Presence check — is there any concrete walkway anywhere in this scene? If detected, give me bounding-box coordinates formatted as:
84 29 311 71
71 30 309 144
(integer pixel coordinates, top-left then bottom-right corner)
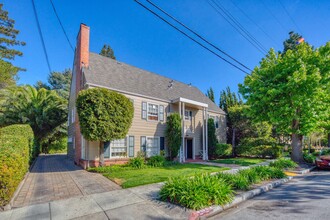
0 183 188 220
12 154 120 208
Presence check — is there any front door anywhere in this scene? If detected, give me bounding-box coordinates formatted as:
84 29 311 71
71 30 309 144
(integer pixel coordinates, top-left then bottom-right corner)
186 139 193 159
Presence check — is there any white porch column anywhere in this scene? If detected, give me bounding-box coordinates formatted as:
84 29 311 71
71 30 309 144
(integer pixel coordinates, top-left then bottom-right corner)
205 108 208 160
182 102 185 162
202 107 205 160
178 101 182 162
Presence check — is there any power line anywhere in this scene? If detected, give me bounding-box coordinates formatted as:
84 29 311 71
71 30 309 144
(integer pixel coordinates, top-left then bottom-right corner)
49 0 74 52
31 0 52 73
212 0 268 53
134 0 251 75
278 0 303 35
230 0 280 48
261 0 288 34
146 0 252 72
207 0 267 55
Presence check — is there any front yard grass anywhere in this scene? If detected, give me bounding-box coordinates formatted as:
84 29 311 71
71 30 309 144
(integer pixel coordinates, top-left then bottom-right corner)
90 163 229 188
210 157 266 166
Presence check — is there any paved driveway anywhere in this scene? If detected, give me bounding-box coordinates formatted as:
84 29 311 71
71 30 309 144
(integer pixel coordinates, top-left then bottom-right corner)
13 154 120 208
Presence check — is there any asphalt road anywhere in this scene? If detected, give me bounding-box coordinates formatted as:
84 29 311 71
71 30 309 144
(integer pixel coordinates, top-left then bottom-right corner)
209 170 330 220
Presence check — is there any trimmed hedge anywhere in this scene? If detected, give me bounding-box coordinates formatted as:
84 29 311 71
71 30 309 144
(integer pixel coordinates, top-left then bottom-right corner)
237 137 282 158
0 124 34 207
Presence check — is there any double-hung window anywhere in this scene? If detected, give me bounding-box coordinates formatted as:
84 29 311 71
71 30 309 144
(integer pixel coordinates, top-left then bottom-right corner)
148 103 159 121
146 137 160 157
105 138 127 158
185 110 192 120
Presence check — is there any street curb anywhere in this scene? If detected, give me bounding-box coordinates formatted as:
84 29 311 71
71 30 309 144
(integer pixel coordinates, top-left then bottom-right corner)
198 176 293 219
287 166 316 175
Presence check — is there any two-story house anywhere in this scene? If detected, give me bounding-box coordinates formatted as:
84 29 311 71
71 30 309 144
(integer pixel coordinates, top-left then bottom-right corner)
68 24 226 168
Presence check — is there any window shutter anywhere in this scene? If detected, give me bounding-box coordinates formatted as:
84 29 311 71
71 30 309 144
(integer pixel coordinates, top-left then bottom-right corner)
104 141 111 158
159 105 164 121
128 136 134 157
140 136 146 152
160 137 165 151
142 102 147 120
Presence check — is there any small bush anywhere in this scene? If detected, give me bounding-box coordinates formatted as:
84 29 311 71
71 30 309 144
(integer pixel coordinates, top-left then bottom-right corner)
214 143 232 158
237 137 282 159
303 153 316 164
0 125 34 207
269 158 297 169
160 174 234 210
147 155 166 167
128 156 145 169
48 137 67 154
238 168 261 184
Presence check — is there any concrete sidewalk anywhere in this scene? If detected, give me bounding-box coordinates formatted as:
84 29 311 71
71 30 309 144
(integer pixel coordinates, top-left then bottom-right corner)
0 183 189 220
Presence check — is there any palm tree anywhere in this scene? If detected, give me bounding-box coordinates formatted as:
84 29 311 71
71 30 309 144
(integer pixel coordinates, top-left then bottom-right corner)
0 85 67 153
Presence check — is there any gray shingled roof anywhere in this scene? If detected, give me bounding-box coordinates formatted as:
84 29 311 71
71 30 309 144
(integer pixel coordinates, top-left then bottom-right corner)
84 52 225 114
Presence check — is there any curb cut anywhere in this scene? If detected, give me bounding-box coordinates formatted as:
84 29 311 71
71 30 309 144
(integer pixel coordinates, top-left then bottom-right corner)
198 176 293 219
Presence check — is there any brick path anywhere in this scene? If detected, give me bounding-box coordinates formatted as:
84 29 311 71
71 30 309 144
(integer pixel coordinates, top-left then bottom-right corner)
12 154 120 208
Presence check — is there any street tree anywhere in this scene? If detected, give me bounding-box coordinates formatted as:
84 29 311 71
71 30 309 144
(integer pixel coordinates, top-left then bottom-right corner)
76 88 133 166
239 43 329 162
206 87 215 103
100 44 116 59
0 4 25 88
283 31 303 53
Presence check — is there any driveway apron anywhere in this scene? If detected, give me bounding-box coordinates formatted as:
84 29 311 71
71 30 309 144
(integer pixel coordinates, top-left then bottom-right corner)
12 154 120 208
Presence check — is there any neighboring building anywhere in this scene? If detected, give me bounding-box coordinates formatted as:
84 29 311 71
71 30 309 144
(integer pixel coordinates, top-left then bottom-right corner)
68 24 226 168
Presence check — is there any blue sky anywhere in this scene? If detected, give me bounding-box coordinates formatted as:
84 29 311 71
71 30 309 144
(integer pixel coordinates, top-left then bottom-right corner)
4 0 330 104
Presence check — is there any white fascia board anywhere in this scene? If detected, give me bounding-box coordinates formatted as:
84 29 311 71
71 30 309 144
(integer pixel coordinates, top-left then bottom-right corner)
172 97 208 108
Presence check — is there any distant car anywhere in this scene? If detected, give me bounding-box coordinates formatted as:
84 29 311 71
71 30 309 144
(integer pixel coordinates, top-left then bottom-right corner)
315 149 330 169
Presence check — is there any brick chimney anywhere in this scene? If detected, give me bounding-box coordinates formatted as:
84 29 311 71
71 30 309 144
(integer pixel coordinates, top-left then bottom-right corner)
73 23 90 165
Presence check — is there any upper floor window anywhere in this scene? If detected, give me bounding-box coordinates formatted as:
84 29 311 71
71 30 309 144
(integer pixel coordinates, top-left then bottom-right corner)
185 110 192 120
148 104 159 121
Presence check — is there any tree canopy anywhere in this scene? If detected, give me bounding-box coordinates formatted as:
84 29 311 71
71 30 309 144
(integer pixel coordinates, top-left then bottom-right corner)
239 42 330 162
283 31 303 53
206 87 215 103
76 88 134 165
100 44 116 59
0 3 25 88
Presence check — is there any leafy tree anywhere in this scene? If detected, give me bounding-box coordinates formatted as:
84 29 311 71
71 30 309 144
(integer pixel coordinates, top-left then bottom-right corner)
239 43 329 162
100 44 116 59
0 4 25 88
166 113 182 160
35 69 72 100
283 31 303 53
207 118 217 158
76 88 133 166
206 87 215 103
0 86 67 153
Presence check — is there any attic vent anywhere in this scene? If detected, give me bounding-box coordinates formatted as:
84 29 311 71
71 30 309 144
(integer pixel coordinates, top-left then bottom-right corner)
188 83 192 87
168 80 174 89
116 61 122 65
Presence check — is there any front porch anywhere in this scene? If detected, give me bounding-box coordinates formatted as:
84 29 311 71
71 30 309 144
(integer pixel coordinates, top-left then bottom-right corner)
172 97 209 162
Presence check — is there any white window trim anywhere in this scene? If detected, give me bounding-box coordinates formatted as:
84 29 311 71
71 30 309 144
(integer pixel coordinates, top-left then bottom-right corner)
146 136 160 157
147 102 160 122
109 136 129 159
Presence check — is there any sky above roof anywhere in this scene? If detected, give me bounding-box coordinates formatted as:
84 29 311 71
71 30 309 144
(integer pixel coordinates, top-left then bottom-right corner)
4 0 330 105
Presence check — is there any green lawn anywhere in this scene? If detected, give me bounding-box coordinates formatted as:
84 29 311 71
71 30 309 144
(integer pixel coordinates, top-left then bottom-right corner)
90 163 229 188
210 158 266 166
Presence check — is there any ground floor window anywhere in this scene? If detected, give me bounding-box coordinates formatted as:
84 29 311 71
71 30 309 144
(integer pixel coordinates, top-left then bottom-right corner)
104 138 128 158
146 137 160 157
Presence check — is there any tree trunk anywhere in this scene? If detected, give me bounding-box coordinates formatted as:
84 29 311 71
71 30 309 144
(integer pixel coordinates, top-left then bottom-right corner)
328 133 330 148
291 133 304 163
99 141 104 167
232 128 236 157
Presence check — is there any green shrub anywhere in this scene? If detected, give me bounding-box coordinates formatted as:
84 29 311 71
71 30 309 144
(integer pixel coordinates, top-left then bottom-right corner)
303 153 316 164
147 155 166 167
166 113 182 160
269 158 297 169
238 168 261 184
0 124 34 207
214 143 232 158
48 137 67 154
128 156 145 169
216 172 250 190
160 174 234 210
237 137 282 158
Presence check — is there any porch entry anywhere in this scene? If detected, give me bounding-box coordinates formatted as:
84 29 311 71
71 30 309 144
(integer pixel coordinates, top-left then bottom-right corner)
185 138 193 159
